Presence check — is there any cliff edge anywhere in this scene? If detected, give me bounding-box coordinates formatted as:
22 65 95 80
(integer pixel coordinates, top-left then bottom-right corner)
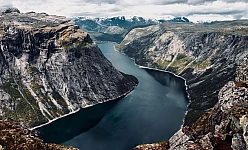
134 56 248 150
116 20 248 126
0 8 138 127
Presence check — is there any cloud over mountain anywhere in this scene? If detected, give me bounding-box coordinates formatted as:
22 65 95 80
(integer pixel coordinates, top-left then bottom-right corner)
0 0 247 22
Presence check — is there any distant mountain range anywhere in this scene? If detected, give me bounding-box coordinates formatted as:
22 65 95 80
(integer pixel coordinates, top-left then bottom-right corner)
73 16 190 42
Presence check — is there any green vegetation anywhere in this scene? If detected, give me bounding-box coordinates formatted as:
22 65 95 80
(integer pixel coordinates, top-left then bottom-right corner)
42 97 63 118
0 78 48 127
93 33 123 43
31 81 44 94
61 39 95 50
52 91 69 114
31 80 68 118
17 84 48 126
167 66 179 73
27 66 39 74
176 53 187 60
169 54 192 73
61 40 83 50
1 79 22 100
155 54 192 73
156 59 170 69
43 111 53 120
1 106 18 121
190 59 211 70
15 99 36 124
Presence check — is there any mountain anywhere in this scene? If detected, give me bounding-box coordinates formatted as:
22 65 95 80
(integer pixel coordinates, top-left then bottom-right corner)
73 16 159 32
116 20 248 149
73 16 159 42
158 17 190 23
135 57 248 149
73 16 190 42
0 8 138 128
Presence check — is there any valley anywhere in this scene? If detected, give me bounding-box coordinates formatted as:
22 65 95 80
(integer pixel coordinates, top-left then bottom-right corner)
0 5 248 150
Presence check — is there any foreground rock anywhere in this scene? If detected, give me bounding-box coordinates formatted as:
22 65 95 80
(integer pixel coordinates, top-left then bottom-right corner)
0 119 78 150
134 56 248 149
0 8 138 127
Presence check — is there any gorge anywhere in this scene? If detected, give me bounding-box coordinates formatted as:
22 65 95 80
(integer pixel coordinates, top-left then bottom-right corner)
37 42 188 150
0 8 189 150
116 20 248 149
0 8 138 149
1 7 248 150
0 8 137 128
116 21 248 126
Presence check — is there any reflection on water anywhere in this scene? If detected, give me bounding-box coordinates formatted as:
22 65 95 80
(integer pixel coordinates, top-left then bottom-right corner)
37 99 120 143
38 42 188 150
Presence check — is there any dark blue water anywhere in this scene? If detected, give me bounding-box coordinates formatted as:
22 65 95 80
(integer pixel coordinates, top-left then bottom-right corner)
38 42 188 150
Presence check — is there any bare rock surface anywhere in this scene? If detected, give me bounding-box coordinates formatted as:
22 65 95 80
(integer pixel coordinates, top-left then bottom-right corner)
134 56 248 149
117 20 248 126
0 8 138 127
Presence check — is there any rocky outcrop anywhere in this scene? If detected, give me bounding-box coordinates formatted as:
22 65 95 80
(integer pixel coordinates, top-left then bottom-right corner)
0 119 78 150
0 8 138 127
134 56 248 150
116 20 248 126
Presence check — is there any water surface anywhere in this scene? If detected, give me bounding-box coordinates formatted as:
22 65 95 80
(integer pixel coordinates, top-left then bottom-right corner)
38 42 188 150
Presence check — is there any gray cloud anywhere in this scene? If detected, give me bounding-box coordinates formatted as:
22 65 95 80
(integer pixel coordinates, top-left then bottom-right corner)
187 0 215 5
151 0 188 5
82 0 117 4
0 4 13 8
0 0 248 22
221 0 248 2
0 0 13 9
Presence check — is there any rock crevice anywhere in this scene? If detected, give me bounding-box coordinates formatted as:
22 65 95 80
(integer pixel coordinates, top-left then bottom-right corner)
134 56 248 150
0 8 138 127
117 21 248 126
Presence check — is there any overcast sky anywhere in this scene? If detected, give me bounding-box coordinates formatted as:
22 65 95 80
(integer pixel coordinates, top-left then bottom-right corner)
0 0 248 22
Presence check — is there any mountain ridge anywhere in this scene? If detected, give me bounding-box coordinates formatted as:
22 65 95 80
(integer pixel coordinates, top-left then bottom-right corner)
134 56 248 149
116 19 248 149
0 8 138 128
73 16 190 42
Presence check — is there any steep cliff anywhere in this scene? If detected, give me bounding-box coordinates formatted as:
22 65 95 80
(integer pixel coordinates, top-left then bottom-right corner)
134 56 248 150
116 20 248 126
0 8 138 128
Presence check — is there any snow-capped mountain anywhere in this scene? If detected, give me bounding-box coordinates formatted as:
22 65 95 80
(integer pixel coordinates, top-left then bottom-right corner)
72 16 190 42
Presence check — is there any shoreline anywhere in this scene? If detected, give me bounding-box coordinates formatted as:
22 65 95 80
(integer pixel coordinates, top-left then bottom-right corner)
133 63 190 128
30 82 138 131
30 42 138 131
31 41 189 134
113 44 191 127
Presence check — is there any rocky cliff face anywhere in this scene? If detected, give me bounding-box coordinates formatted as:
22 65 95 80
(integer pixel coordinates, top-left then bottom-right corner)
134 56 248 150
0 8 138 128
116 20 248 126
